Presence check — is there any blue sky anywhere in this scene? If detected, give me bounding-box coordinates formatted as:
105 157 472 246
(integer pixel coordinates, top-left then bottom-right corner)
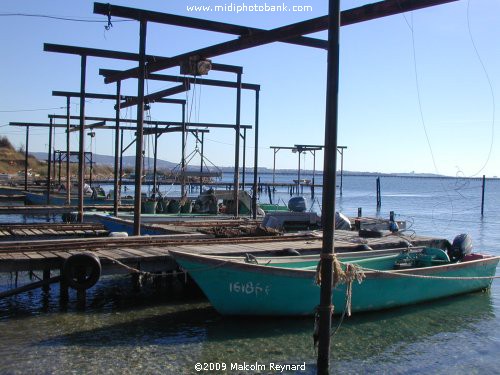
1 0 499 177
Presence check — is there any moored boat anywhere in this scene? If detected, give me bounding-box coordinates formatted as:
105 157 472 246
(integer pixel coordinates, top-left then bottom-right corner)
170 242 499 316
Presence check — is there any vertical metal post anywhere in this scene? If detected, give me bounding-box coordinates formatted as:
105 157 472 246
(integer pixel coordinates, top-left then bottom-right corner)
113 81 121 217
89 151 93 187
233 71 242 217
119 128 124 194
312 150 316 199
317 0 340 373
77 55 87 223
47 118 53 205
181 102 186 197
66 97 71 205
58 152 62 185
153 123 158 196
340 148 344 196
252 89 260 219
24 126 29 191
133 19 147 236
481 175 486 216
272 148 277 187
297 149 301 194
242 128 246 190
52 126 57 182
196 133 205 194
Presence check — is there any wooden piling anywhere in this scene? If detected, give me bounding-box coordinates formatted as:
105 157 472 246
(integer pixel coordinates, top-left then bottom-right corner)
481 175 486 216
42 268 51 292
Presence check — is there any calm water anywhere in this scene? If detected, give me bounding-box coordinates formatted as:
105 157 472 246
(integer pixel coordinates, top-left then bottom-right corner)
1 175 499 374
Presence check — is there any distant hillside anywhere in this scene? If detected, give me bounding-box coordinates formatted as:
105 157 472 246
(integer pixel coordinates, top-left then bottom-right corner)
0 137 41 175
29 151 444 178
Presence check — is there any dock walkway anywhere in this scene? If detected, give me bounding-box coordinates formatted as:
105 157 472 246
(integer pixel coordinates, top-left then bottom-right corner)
0 231 446 274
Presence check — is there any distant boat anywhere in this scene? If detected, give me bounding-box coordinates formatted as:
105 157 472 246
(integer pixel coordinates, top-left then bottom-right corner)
293 179 311 185
170 245 499 316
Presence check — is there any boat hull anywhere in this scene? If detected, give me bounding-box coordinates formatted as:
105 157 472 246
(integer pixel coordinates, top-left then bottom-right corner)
171 251 499 316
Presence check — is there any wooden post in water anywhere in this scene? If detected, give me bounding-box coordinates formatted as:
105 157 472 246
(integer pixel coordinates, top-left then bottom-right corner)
481 175 486 216
42 269 51 292
59 268 69 302
376 177 381 208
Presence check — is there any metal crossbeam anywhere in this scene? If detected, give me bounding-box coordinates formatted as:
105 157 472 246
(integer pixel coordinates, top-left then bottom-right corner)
99 69 260 91
47 115 252 129
52 90 186 105
93 2 327 50
97 0 458 84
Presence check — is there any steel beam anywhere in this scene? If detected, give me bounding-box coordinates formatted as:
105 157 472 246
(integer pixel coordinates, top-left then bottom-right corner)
317 0 340 372
66 97 71 205
100 69 260 91
67 121 107 133
93 2 327 49
24 126 29 191
78 55 87 223
252 89 259 218
47 119 53 205
113 81 121 217
233 71 242 217
133 19 147 236
48 115 252 130
100 0 459 84
119 82 190 109
45 43 243 76
53 90 185 105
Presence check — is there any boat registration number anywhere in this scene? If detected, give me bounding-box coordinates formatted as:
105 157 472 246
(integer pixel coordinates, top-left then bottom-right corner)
229 281 270 296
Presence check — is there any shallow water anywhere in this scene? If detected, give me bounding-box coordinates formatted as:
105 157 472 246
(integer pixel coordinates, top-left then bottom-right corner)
1 175 499 374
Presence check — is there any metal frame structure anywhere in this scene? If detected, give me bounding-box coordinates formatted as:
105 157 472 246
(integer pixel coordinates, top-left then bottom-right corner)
93 3 460 370
7 1 459 371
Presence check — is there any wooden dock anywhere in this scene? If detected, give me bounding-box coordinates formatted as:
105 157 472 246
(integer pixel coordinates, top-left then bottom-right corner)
0 204 133 214
0 230 447 274
0 223 109 241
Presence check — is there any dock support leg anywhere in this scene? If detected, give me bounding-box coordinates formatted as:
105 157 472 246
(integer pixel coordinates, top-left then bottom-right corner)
76 268 86 308
42 269 51 292
59 269 69 302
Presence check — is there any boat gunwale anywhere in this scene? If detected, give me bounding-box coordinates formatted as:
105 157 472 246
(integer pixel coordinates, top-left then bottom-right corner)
169 250 500 280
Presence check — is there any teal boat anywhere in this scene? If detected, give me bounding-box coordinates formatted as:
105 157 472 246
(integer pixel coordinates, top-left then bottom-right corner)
170 247 499 316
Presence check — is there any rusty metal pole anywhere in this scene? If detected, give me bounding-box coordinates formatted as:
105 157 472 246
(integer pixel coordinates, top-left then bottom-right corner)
317 0 340 373
24 126 29 191
181 103 186 197
242 128 246 191
113 81 121 217
233 71 242 217
133 19 147 236
119 128 124 195
297 149 301 194
77 55 87 223
66 96 71 205
252 89 260 219
47 118 53 205
199 132 204 193
153 123 158 196
58 152 62 186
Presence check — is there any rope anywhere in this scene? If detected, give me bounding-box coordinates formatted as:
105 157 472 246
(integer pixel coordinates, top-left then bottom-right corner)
100 255 150 276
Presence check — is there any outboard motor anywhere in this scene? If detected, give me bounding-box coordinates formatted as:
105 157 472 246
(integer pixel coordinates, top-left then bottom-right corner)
288 196 307 212
448 233 473 261
335 212 351 230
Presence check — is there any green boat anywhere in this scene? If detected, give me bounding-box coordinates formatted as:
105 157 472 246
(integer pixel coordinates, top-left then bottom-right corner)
170 247 499 316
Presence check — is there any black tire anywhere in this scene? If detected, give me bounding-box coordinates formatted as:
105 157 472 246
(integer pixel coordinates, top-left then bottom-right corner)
63 252 101 290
